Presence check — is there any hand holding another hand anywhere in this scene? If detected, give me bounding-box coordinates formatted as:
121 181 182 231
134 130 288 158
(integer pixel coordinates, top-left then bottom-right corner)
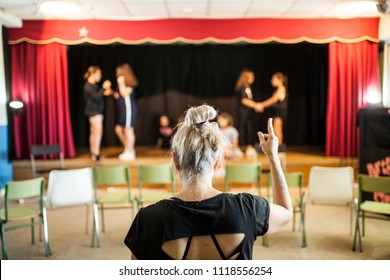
254 102 264 113
102 80 112 90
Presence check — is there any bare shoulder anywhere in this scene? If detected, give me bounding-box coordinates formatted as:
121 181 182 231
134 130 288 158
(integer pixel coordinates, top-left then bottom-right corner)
275 87 286 101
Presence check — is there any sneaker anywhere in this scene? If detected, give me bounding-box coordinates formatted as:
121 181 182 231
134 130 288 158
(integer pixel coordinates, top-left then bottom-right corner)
245 147 257 158
233 148 244 158
119 151 135 161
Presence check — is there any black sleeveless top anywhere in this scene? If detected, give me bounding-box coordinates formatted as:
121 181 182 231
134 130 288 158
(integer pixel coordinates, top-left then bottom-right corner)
83 82 104 117
274 92 288 121
124 192 270 260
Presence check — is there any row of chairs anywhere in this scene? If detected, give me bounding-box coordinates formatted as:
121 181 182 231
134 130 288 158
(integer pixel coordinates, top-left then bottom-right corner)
0 164 175 259
224 163 390 251
1 162 389 259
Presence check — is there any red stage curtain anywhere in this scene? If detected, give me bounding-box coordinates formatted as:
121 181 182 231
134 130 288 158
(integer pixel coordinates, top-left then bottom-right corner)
326 41 379 157
11 42 76 158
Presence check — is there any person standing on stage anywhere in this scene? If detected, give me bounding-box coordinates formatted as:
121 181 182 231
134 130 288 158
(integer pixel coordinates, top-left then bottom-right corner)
83 65 112 161
114 63 139 161
235 69 258 157
255 72 288 145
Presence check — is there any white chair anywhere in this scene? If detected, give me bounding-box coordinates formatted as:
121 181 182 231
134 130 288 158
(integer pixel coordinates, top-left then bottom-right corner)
47 167 100 247
304 166 355 243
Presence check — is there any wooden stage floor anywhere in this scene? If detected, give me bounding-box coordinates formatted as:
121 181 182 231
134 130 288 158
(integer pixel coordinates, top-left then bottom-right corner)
12 145 359 189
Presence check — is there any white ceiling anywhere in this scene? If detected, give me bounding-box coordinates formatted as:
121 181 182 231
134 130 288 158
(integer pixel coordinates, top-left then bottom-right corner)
0 0 387 21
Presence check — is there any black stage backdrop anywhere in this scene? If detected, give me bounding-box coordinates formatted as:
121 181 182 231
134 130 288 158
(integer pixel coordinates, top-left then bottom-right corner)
68 43 328 148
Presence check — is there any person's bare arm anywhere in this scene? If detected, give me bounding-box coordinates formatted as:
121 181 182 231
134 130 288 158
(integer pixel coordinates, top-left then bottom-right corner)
258 118 292 234
241 97 257 109
232 135 239 149
260 88 286 109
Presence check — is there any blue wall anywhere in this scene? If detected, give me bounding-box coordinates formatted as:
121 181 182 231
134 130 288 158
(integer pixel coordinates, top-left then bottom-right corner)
0 125 12 188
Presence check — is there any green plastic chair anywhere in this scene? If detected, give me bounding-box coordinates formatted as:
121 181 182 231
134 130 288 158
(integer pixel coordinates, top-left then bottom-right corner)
137 164 175 209
92 165 135 233
353 175 390 252
0 177 51 259
224 163 265 245
224 163 262 196
264 172 306 247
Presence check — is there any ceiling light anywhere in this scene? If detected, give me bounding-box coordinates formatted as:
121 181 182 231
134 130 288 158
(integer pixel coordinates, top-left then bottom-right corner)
40 1 85 18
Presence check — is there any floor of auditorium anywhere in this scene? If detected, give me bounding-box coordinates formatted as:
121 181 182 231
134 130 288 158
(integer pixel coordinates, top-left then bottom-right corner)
6 146 389 260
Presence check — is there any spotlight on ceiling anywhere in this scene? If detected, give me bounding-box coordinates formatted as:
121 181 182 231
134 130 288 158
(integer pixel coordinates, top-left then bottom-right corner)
377 0 389 14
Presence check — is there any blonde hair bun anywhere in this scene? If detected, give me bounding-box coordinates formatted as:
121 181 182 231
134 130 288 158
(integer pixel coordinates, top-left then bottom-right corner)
172 104 230 184
184 105 218 127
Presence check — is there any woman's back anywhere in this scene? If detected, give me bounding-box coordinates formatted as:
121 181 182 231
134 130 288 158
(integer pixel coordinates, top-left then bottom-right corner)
124 193 269 260
124 104 292 260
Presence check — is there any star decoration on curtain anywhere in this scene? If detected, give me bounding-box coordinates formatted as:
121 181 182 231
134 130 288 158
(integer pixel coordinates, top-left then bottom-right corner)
78 26 89 38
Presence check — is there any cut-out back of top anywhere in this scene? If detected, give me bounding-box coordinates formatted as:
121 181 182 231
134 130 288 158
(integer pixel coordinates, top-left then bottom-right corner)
162 233 245 260
124 193 270 260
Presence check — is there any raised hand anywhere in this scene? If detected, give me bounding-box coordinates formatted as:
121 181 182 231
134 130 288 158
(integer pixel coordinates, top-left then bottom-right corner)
257 118 279 158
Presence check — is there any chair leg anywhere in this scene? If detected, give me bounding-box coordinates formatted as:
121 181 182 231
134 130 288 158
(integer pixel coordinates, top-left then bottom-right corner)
137 199 142 211
42 207 52 256
85 204 90 235
39 223 42 242
301 207 307 248
262 235 269 247
362 212 365 237
100 204 105 233
357 219 363 253
352 208 362 252
297 209 302 232
349 204 353 235
131 202 135 220
1 224 8 260
292 210 296 232
92 203 100 248
31 218 35 245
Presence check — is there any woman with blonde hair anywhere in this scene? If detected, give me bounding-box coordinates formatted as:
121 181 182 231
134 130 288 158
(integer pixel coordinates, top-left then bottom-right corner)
124 104 292 260
83 65 112 161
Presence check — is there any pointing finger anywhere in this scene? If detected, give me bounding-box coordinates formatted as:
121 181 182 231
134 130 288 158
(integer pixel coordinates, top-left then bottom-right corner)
267 118 275 136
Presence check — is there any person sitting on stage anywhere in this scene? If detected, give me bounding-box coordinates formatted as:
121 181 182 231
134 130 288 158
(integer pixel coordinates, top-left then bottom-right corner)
217 112 243 159
157 115 173 149
124 104 292 260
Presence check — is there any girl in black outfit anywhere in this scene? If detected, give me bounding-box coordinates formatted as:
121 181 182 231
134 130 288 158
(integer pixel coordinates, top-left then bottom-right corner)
255 72 288 145
83 66 112 161
235 69 259 156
